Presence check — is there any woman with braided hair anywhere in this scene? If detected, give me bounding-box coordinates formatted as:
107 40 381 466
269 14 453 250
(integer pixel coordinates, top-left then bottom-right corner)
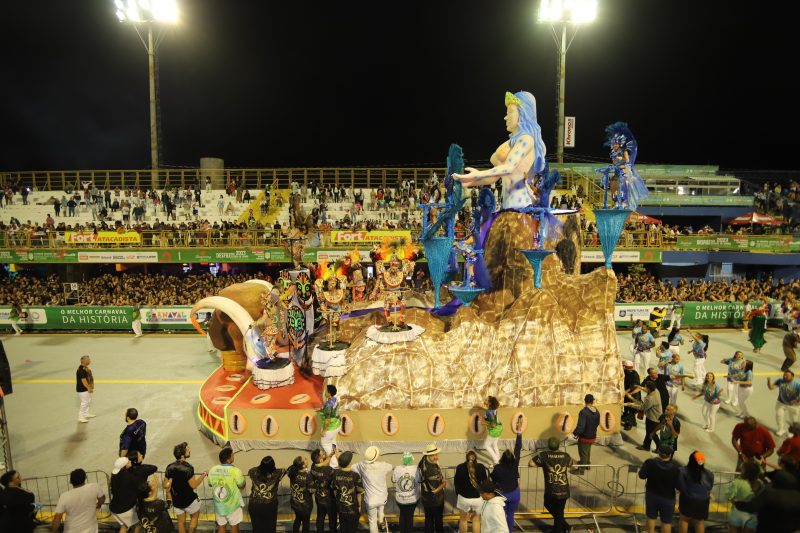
455 450 489 533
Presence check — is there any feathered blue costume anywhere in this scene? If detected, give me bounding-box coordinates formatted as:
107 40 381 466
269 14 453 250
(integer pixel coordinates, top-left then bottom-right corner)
601 122 649 210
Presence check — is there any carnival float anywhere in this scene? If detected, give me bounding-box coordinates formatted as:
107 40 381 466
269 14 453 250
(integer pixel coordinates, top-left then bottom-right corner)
191 91 646 453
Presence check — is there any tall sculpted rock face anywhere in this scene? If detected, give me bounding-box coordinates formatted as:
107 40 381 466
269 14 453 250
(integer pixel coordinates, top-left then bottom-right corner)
336 253 622 411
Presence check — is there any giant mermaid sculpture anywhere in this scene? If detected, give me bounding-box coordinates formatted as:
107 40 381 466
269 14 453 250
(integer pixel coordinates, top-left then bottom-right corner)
453 91 555 299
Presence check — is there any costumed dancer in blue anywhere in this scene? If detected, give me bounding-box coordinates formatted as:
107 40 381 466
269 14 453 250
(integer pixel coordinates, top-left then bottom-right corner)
600 122 649 210
453 91 550 298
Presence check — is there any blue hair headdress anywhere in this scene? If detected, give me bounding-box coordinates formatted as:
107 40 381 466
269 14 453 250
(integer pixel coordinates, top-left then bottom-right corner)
506 91 547 176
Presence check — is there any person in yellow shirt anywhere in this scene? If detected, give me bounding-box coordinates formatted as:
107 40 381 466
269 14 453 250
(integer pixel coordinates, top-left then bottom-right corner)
649 307 667 336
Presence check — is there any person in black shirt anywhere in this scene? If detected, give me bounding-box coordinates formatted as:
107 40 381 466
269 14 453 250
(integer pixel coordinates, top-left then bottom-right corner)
119 407 148 459
247 456 285 533
491 431 522 533
76 355 95 423
0 470 37 533
138 478 174 533
454 450 488 533
419 444 446 533
622 360 641 430
164 442 206 533
309 449 338 533
331 452 364 533
110 453 156 533
530 437 574 533
643 367 670 412
288 455 314 533
572 394 601 469
638 445 679 533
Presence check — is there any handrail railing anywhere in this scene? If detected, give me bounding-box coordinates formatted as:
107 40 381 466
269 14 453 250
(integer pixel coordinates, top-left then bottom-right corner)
2 228 798 252
2 165 723 198
0 168 451 193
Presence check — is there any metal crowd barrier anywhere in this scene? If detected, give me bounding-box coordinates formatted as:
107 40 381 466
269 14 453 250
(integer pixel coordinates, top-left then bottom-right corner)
21 469 112 523
16 462 745 532
615 463 739 533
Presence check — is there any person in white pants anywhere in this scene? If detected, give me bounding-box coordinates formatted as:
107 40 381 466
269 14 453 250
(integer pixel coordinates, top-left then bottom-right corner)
319 385 340 468
632 327 655 380
688 331 709 388
658 353 691 406
734 360 755 417
484 396 502 465
76 355 95 422
721 351 745 407
132 305 143 338
767 371 800 436
667 302 684 330
352 446 394 533
9 303 23 335
692 372 722 432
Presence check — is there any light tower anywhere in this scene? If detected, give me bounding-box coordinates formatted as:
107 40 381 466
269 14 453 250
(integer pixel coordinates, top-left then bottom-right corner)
114 0 179 187
538 0 597 163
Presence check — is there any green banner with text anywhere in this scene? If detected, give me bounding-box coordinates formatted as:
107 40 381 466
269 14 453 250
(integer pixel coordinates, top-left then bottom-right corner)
675 235 800 253
614 300 784 328
0 306 205 331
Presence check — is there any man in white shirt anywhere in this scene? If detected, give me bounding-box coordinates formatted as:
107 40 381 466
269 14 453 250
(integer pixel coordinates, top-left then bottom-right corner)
352 446 393 533
51 469 106 533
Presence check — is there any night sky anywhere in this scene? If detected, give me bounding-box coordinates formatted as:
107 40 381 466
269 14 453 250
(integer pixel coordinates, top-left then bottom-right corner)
2 1 796 175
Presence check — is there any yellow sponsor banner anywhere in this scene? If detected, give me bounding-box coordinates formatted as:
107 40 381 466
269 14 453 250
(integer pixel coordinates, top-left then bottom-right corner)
330 230 412 243
65 231 142 244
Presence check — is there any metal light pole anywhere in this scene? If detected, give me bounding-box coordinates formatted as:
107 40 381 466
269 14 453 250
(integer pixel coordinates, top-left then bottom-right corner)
147 25 159 182
114 0 179 188
538 0 597 163
556 23 567 164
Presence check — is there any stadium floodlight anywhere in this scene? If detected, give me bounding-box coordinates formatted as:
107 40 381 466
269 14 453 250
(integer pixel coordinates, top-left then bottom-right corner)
539 0 597 24
115 0 179 24
113 0 179 187
538 0 597 163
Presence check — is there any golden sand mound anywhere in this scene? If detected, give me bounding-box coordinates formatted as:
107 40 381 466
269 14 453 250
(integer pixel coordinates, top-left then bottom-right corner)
329 246 621 411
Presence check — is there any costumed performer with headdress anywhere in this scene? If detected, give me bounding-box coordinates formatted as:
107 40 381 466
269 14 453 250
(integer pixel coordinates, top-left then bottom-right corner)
603 122 649 210
453 91 548 297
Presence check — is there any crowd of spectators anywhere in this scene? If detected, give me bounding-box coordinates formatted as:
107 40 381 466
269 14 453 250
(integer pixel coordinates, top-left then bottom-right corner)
753 179 800 225
0 272 271 307
616 272 800 304
0 269 434 307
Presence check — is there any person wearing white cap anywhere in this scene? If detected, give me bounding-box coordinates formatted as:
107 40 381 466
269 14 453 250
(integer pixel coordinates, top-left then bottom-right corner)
392 452 420 533
352 446 394 533
109 457 140 533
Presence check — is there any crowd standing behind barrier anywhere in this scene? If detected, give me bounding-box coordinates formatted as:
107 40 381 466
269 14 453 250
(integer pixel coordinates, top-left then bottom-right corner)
9 461 765 532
